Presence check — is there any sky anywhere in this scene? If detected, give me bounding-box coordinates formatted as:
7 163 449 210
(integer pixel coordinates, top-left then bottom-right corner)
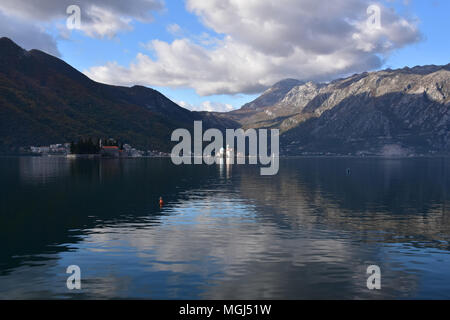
0 0 448 111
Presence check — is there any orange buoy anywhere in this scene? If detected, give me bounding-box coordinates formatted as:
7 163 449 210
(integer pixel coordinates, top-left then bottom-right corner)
159 197 164 207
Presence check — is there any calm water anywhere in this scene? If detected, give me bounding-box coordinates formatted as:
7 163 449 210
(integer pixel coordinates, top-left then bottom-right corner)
0 157 449 299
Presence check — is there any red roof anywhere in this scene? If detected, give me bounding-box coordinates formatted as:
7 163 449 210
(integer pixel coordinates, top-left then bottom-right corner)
102 146 119 149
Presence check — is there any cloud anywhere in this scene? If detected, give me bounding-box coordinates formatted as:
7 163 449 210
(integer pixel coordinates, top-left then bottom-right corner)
0 11 60 56
167 23 182 36
0 0 164 38
85 0 421 96
177 100 235 112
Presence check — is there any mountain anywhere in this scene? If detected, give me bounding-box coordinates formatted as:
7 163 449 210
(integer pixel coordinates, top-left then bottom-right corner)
1 37 449 156
0 37 238 153
222 64 450 156
215 79 304 130
242 79 304 110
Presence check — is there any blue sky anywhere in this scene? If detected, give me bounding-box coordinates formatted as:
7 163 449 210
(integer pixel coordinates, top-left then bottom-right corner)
382 0 449 69
1 0 449 111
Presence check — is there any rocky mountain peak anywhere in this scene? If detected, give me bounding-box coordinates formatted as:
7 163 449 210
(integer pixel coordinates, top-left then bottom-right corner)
241 78 304 110
226 63 450 155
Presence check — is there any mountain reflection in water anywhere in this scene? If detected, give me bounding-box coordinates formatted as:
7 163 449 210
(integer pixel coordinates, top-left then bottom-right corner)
0 157 449 299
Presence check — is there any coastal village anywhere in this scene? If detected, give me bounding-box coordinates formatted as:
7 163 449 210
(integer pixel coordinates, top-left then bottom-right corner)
24 139 169 158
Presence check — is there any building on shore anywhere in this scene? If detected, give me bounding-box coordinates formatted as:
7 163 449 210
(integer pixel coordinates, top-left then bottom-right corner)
101 146 121 158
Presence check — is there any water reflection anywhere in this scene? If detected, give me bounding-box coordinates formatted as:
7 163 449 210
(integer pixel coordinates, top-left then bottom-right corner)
19 157 70 184
0 157 449 299
218 157 232 179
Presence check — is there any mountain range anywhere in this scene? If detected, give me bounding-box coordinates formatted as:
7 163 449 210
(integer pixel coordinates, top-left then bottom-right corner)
218 63 450 156
0 37 449 156
0 37 237 153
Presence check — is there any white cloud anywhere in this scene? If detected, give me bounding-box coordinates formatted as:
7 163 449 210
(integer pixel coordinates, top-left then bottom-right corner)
85 0 421 96
178 100 235 113
0 0 164 38
167 23 182 36
78 5 133 39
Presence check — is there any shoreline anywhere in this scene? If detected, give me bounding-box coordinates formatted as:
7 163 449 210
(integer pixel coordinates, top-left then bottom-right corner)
0 154 449 160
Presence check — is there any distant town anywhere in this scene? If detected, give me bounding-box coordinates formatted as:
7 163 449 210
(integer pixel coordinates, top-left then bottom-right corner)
23 138 170 158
